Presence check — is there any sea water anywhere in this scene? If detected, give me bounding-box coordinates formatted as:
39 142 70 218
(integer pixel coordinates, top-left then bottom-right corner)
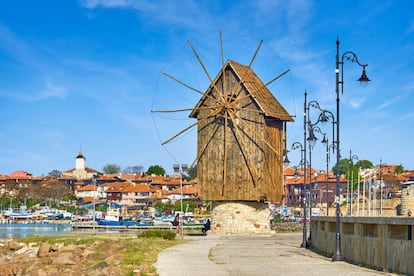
0 223 73 240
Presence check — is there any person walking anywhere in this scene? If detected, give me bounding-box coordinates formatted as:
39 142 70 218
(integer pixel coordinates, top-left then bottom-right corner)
172 213 180 234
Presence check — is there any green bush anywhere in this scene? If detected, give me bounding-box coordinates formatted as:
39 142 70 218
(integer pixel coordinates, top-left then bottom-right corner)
138 230 176 240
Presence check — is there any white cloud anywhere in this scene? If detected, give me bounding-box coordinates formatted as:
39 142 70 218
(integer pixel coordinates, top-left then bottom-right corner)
398 112 414 121
80 0 210 29
0 25 35 66
375 95 404 111
348 97 366 109
80 0 155 10
38 81 67 100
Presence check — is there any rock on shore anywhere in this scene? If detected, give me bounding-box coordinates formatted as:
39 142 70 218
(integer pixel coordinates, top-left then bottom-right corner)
0 238 127 275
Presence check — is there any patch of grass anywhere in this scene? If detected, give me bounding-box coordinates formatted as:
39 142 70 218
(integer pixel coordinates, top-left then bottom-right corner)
120 234 183 274
16 232 185 275
137 230 176 240
19 235 101 246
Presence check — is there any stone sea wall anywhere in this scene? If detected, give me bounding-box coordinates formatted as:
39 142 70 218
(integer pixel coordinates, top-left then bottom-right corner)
210 201 271 235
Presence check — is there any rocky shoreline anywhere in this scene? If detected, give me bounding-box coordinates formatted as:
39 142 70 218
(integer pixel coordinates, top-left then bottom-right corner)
0 237 127 275
0 222 301 275
0 232 180 276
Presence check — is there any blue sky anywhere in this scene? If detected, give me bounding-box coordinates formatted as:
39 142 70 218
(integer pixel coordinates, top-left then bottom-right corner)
0 0 413 176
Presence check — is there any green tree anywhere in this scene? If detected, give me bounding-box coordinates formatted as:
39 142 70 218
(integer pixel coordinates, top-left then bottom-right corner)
332 158 349 176
154 200 174 215
395 164 404 174
355 160 374 169
103 164 121 174
336 159 374 189
173 200 196 213
146 165 166 176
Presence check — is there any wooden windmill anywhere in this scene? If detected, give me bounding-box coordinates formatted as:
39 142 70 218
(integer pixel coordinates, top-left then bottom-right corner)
152 34 294 203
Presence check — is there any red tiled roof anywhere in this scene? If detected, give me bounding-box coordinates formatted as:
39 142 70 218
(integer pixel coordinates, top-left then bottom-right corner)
123 184 156 193
397 171 414 182
104 182 131 192
10 170 32 177
63 167 76 173
285 173 346 185
76 184 97 191
169 187 198 195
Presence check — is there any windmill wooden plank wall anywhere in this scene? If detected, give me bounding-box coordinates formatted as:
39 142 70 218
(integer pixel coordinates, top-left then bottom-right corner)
190 60 293 202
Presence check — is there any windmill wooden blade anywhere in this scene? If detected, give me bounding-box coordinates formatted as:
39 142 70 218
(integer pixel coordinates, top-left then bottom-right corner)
231 69 290 107
227 40 263 99
161 121 198 146
189 120 220 169
161 71 204 95
234 112 281 158
151 106 216 113
161 107 222 145
187 40 227 104
220 30 226 103
162 71 223 106
151 108 195 113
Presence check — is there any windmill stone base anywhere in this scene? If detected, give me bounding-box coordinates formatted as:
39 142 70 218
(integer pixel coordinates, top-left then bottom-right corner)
209 201 273 235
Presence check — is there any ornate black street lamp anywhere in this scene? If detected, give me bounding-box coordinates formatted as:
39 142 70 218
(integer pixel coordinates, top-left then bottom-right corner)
348 150 359 216
306 125 327 243
316 109 336 217
379 159 384 216
305 94 333 244
173 163 188 238
325 142 336 216
286 141 308 248
333 38 370 262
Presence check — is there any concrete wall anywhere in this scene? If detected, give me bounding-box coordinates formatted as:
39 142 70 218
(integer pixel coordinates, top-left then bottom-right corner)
311 216 414 275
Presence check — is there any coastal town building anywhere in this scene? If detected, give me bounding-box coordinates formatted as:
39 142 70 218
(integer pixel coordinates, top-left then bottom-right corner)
61 149 101 180
1 148 414 218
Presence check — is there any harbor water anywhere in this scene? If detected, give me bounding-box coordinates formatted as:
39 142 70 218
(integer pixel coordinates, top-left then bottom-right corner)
0 223 73 240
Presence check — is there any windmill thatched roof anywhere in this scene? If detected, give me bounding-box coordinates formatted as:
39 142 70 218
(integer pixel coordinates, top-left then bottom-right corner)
190 60 294 122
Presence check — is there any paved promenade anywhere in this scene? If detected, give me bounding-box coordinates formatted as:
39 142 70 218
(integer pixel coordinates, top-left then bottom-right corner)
155 232 395 276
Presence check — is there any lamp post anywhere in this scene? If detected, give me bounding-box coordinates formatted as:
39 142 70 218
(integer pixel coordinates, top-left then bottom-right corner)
362 170 366 215
285 141 308 247
306 125 327 243
325 143 336 216
348 150 359 216
357 165 362 216
283 154 290 209
173 163 188 238
379 159 383 216
305 91 335 243
316 109 336 217
333 38 370 262
92 174 97 235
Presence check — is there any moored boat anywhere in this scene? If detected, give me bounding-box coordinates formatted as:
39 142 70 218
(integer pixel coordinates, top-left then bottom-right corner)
97 207 152 226
2 205 33 221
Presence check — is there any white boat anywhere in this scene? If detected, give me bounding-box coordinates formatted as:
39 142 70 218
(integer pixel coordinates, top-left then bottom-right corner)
153 215 175 226
33 206 72 220
97 207 151 226
3 205 33 221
